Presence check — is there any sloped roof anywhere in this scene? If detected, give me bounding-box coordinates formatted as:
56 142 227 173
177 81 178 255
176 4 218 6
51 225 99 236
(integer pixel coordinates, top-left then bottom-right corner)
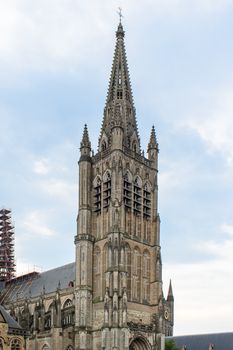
0 305 21 329
2 262 75 303
168 332 233 350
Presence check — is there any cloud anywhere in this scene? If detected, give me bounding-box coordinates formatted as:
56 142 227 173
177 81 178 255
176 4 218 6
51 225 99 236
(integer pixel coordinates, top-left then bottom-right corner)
33 158 50 175
221 223 233 236
0 0 232 77
15 258 43 276
184 87 233 169
164 230 233 335
19 210 56 238
38 178 76 199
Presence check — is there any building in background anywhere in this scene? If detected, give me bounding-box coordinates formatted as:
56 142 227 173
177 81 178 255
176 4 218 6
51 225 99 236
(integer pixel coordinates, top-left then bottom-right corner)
167 332 233 350
0 22 173 350
0 304 26 350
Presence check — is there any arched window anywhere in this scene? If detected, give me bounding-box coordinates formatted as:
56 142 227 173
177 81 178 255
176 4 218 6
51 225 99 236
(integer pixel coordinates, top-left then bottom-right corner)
42 345 49 350
123 172 132 210
133 177 142 216
94 176 102 213
143 182 151 219
132 140 137 152
11 339 21 350
66 346 74 350
63 299 72 309
101 140 107 151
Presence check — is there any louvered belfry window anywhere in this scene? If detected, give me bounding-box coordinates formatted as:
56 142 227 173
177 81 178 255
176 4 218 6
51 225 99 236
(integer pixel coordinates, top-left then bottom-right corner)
94 177 102 213
123 172 132 210
133 177 142 215
103 172 111 209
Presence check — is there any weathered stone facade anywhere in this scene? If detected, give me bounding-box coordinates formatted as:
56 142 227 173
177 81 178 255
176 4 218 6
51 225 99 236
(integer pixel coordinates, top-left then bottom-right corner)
74 22 174 350
0 22 174 350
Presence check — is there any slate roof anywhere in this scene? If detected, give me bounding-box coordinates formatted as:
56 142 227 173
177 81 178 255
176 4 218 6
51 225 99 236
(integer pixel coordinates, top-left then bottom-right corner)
168 332 233 350
0 305 22 329
1 262 75 303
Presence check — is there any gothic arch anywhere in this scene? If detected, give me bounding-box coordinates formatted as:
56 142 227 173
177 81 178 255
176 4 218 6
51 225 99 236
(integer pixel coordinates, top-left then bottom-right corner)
45 301 53 313
129 336 151 350
99 132 109 152
143 180 152 191
66 346 74 350
103 170 111 182
93 175 102 187
63 298 73 309
124 170 133 182
41 345 49 350
10 339 21 350
134 175 142 188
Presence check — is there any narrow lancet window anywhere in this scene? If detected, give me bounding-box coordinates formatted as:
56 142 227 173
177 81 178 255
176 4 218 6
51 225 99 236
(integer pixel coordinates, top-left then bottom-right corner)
94 177 102 213
133 177 142 215
103 172 111 208
123 172 132 210
143 182 151 219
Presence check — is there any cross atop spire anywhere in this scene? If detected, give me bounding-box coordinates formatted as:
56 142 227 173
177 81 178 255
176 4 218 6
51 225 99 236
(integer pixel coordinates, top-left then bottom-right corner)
117 7 123 23
98 22 140 152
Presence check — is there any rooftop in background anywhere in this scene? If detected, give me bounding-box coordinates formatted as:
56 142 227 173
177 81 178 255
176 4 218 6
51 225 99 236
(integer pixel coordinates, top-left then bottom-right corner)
168 332 233 350
0 262 75 304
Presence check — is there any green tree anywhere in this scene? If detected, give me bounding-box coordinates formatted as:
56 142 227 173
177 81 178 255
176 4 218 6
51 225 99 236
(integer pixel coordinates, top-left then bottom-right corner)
165 339 180 350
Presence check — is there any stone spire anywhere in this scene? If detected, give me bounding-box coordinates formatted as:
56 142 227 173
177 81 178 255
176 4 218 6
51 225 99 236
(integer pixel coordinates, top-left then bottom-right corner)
167 280 174 302
80 124 91 158
148 125 158 151
99 22 140 151
80 124 91 149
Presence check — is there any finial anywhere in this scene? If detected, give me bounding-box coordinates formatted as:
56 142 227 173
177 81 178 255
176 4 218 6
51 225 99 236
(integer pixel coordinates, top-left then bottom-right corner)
116 8 124 38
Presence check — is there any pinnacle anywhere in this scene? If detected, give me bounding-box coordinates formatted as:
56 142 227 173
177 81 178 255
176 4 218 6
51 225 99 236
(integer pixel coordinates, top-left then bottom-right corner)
81 124 91 149
148 125 158 151
167 279 174 301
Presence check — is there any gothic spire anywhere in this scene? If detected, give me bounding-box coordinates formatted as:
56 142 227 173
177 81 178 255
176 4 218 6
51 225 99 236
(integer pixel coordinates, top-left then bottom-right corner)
99 22 140 151
148 125 158 151
80 124 91 149
167 280 174 302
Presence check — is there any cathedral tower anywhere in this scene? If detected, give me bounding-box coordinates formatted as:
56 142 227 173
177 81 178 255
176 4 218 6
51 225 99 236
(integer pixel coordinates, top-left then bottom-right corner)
75 22 174 350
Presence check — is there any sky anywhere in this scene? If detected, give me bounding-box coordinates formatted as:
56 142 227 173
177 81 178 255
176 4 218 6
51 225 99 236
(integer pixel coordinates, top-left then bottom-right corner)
0 0 233 336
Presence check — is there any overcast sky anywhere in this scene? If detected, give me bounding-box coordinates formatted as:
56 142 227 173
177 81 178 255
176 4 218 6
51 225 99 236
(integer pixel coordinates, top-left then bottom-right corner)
1 0 233 336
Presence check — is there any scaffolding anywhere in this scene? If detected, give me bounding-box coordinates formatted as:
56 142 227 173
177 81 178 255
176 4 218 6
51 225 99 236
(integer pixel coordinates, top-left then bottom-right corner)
0 209 15 281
